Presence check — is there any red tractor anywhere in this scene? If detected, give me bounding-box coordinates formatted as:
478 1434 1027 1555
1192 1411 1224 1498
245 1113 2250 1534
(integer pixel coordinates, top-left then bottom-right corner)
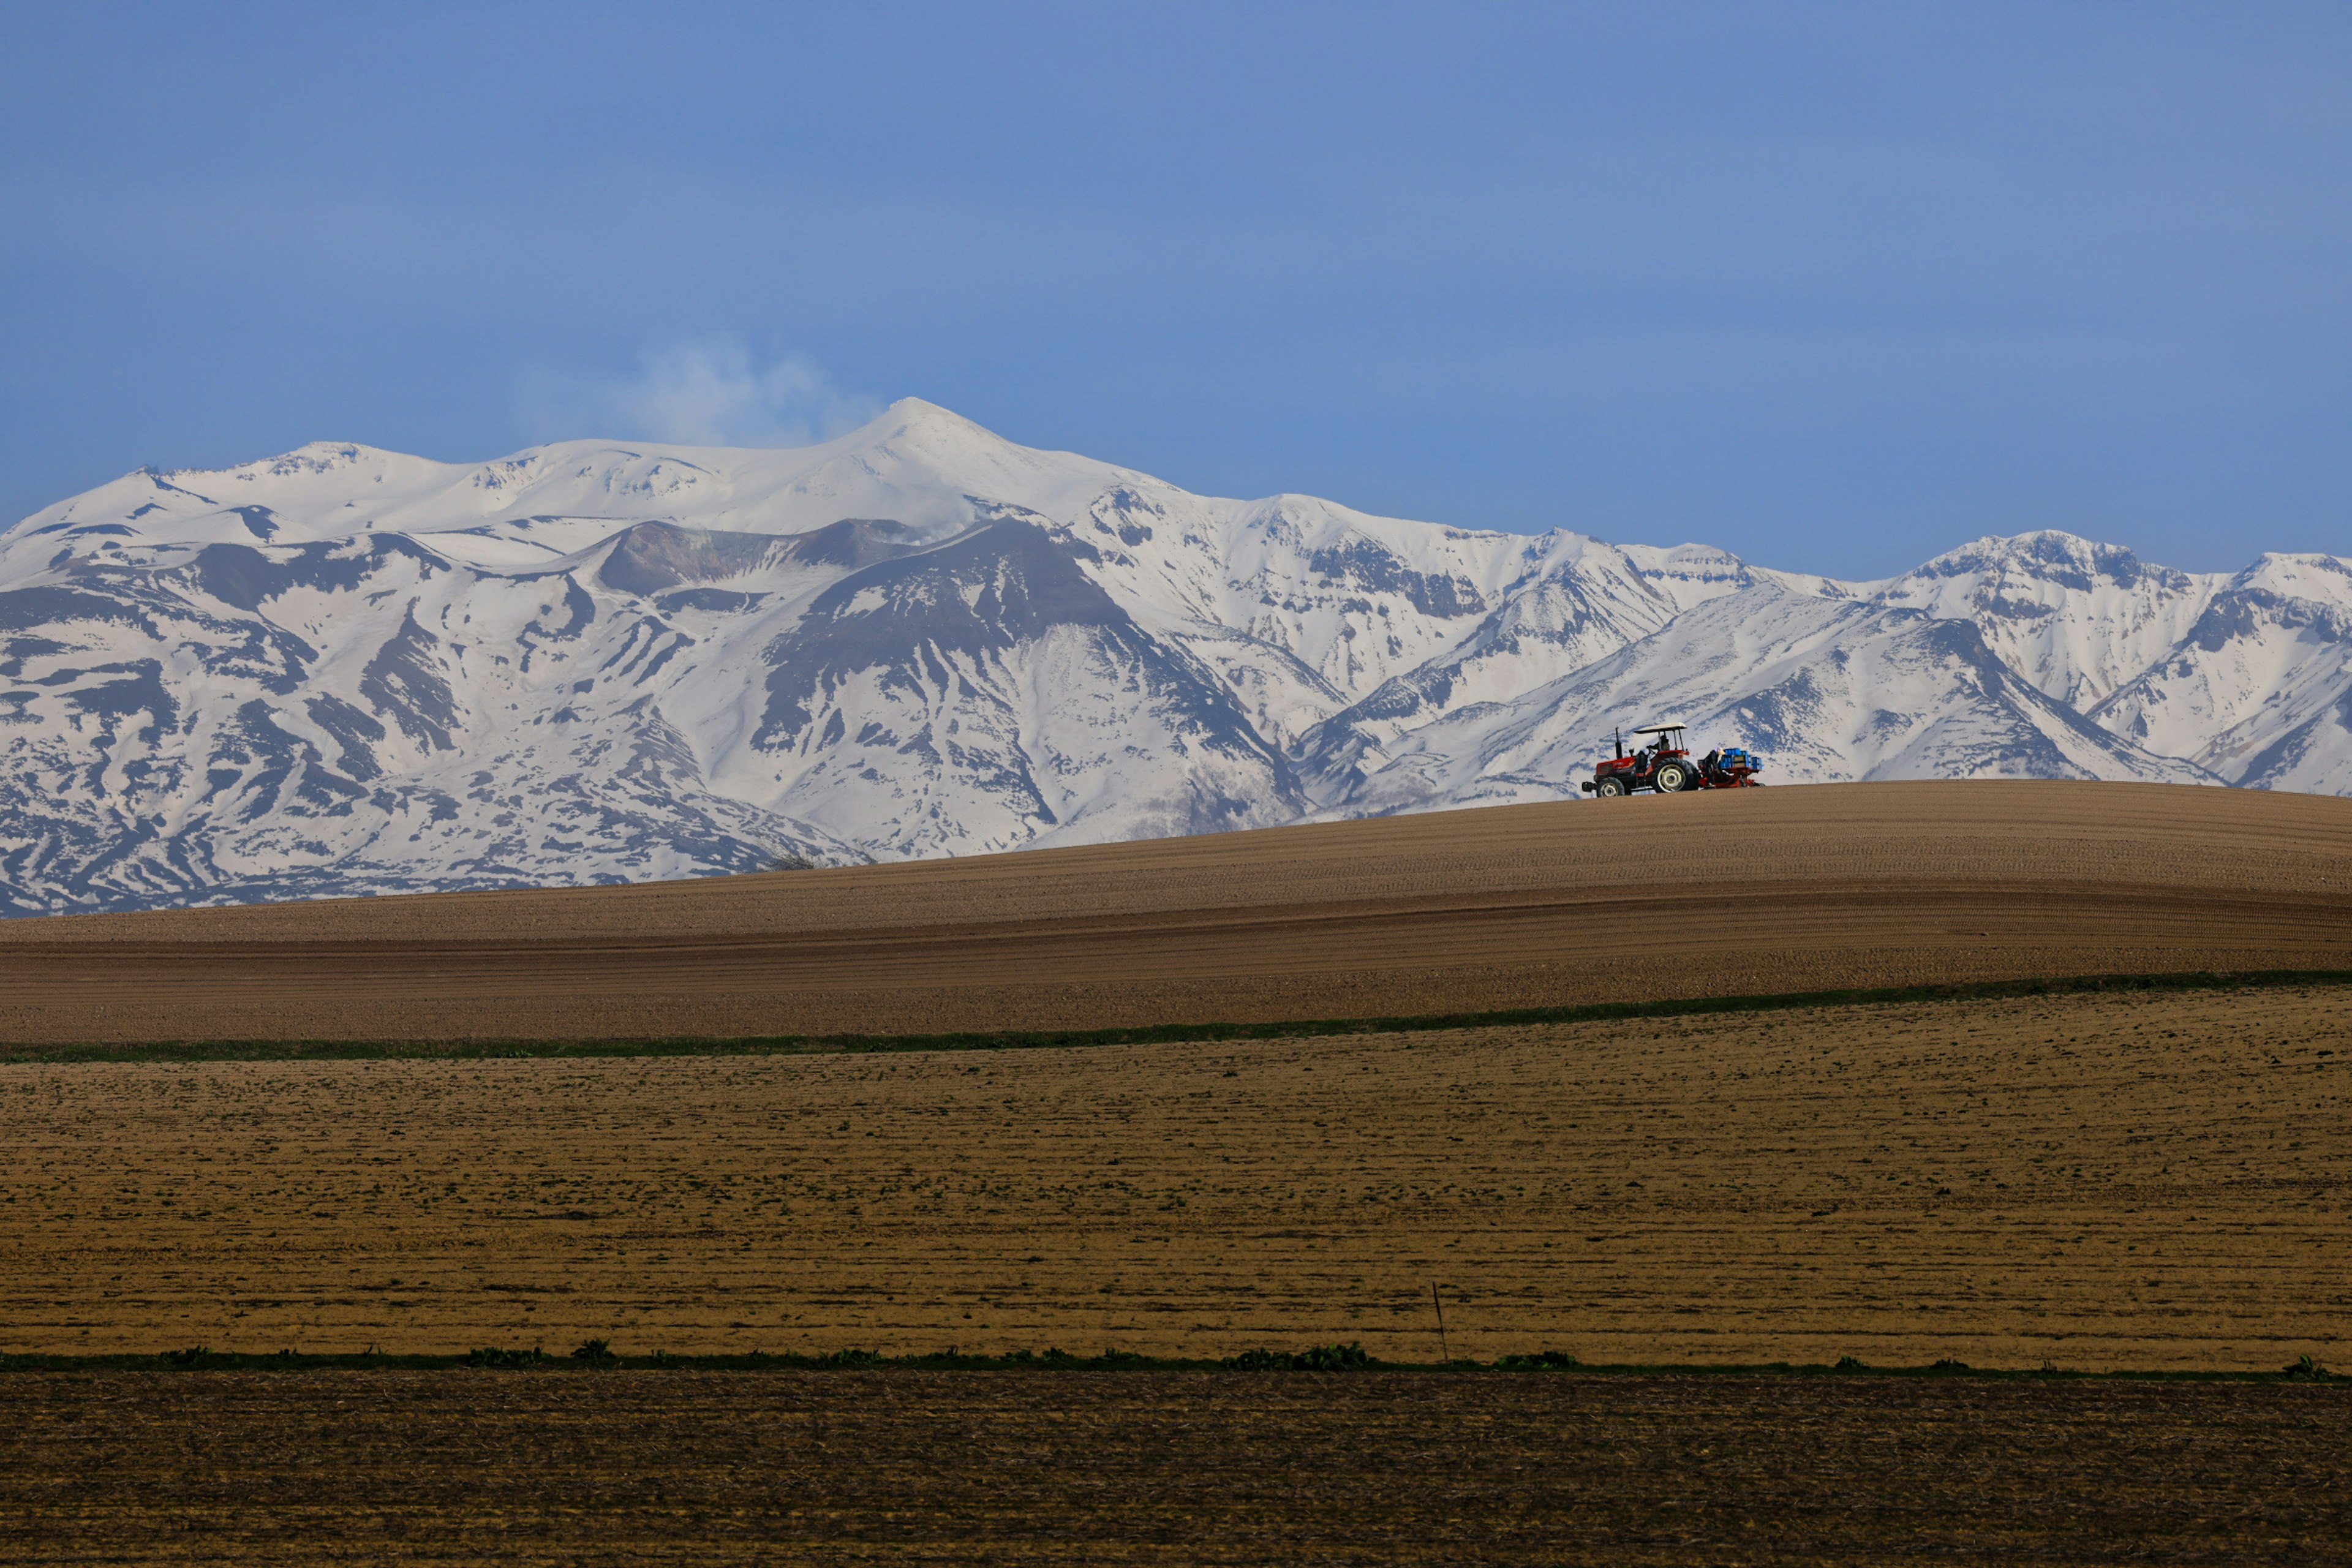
1578 723 1763 797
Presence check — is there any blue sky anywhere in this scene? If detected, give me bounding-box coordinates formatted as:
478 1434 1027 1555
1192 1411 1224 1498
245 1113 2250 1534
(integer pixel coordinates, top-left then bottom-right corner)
3 2 2346 576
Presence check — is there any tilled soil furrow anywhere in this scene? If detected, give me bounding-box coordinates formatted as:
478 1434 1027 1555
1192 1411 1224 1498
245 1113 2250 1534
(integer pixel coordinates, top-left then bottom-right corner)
2 984 2345 1370
0 1370 2344 1564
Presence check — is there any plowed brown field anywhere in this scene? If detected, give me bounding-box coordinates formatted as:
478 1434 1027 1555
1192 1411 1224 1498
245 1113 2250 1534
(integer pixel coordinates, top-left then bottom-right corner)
4 780 2351 1044
6 983 2346 1370
6 1369 2345 1566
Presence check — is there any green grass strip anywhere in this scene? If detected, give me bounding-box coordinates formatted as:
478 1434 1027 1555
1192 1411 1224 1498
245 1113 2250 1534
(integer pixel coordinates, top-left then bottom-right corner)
6 967 2351 1065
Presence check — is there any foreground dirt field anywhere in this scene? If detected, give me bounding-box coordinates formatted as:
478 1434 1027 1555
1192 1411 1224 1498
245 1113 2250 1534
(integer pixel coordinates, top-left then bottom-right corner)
2 780 2349 1043
4 1369 2343 1566
4 984 2344 1370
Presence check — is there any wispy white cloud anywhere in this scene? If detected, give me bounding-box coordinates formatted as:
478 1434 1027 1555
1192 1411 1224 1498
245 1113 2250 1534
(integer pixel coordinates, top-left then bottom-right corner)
520 341 883 448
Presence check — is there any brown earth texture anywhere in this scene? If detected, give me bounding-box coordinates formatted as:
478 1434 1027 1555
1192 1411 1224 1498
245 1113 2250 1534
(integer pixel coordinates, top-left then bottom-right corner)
3 985 2345 1370
5 780 2351 1563
2 779 2348 1044
4 1369 2346 1566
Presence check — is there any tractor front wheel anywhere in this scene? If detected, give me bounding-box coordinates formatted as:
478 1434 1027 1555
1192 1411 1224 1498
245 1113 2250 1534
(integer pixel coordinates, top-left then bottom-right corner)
1593 777 1627 798
1653 761 1692 793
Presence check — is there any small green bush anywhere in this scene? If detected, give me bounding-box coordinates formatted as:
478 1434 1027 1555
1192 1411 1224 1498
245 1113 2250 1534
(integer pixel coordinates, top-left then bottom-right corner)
570 1338 619 1365
1495 1351 1579 1371
2284 1354 2329 1381
160 1346 213 1366
1834 1355 1868 1371
464 1346 546 1368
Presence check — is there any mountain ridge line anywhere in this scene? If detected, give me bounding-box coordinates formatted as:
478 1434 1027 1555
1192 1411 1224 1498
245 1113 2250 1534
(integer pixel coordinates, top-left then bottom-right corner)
6 399 2350 914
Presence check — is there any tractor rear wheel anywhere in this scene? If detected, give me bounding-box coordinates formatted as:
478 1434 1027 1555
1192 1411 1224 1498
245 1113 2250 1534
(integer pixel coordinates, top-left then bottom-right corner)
1593 777 1627 798
1653 761 1692 793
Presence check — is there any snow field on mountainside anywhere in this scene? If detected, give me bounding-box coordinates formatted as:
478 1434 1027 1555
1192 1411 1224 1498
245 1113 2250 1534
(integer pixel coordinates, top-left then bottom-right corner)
2 398 2346 911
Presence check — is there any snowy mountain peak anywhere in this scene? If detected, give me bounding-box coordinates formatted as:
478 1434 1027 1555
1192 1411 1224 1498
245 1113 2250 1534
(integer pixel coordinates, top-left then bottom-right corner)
1871 529 2225 710
1905 529 2166 589
868 395 1017 444
2 402 2345 916
2235 551 2352 604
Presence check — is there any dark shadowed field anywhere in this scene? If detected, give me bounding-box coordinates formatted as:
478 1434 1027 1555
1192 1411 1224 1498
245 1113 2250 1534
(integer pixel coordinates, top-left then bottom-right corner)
2 1368 2346 1566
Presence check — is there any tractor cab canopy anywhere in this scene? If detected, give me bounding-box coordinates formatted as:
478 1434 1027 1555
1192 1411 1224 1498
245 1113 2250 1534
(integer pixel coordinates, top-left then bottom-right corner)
1610 723 1687 758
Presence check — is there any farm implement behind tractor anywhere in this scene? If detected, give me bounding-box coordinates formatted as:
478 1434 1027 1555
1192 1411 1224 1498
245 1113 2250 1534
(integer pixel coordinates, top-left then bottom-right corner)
1579 724 1763 797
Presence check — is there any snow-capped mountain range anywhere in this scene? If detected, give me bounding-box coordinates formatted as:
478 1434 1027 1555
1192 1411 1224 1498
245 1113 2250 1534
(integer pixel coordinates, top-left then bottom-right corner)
4 398 2346 914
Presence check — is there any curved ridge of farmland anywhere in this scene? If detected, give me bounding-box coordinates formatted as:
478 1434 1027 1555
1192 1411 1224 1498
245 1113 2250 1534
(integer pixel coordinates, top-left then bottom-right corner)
2 780 2350 1045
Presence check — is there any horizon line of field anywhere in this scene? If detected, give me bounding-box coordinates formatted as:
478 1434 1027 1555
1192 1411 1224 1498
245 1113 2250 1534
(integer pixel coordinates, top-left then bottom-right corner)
9 965 2350 1063
1 1349 2340 1383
